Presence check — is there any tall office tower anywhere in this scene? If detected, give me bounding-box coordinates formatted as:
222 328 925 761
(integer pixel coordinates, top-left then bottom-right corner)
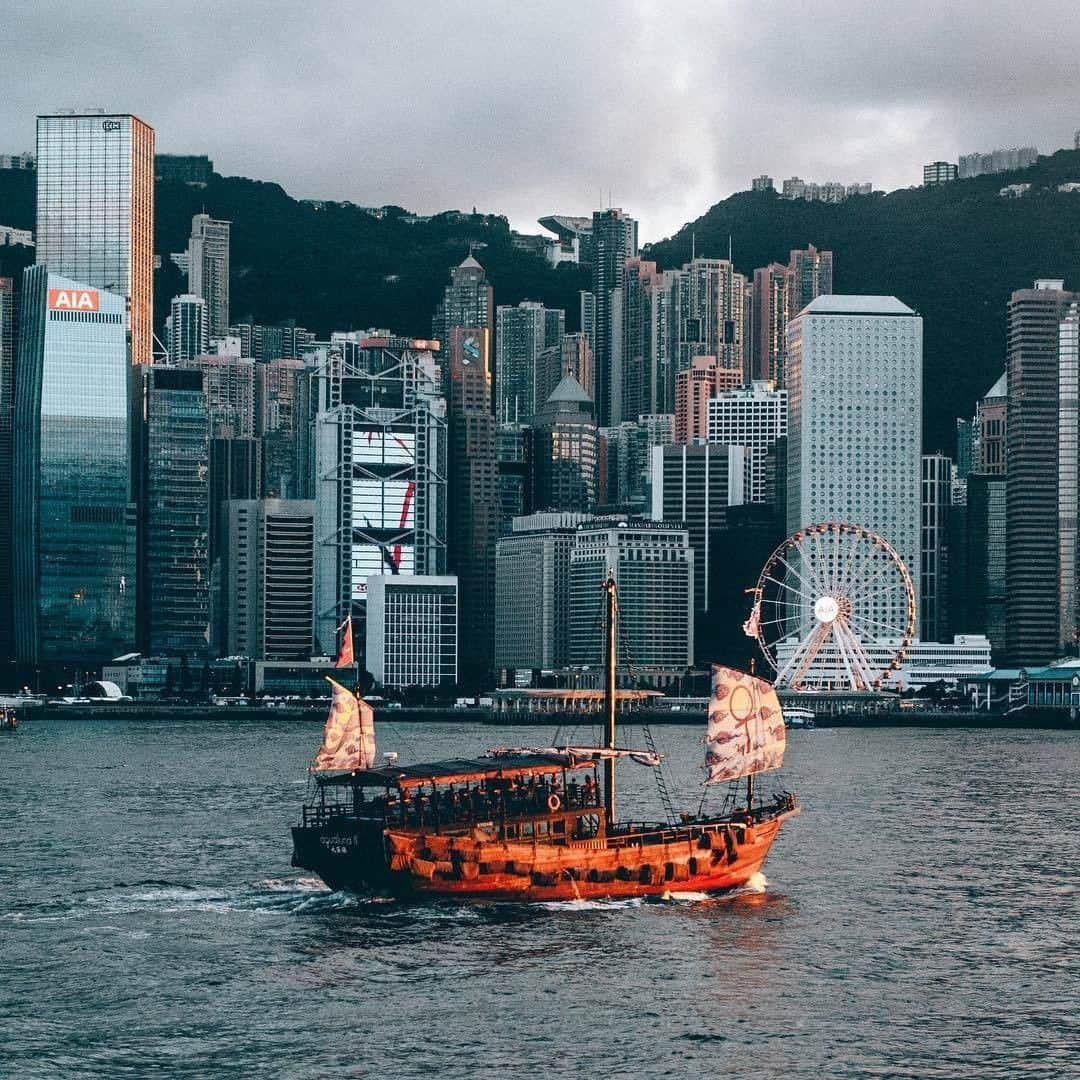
13 269 137 663
786 296 923 635
650 443 746 615
673 356 740 444
530 374 598 513
365 575 458 687
752 263 788 383
446 328 500 686
786 245 833 319
1004 281 1080 663
166 294 209 364
257 357 307 498
920 454 953 642
139 367 210 658
208 437 262 555
569 522 693 685
955 418 974 479
177 353 255 438
0 278 13 662
614 257 669 423
222 499 315 659
496 301 547 421
206 435 262 650
589 208 639 426
307 338 446 656
256 357 306 435
974 373 1007 475
187 214 231 338
604 413 674 512
431 255 494 351
668 257 747 379
494 512 597 676
536 332 593 409
1058 300 1080 654
496 421 531 533
750 246 833 387
960 475 1007 656
580 290 597 348
544 308 565 348
35 112 154 366
707 381 788 503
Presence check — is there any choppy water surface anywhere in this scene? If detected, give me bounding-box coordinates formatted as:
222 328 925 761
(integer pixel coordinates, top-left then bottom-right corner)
1 718 1077 1078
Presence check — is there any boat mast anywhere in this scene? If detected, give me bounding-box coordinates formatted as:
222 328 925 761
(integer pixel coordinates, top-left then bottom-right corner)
603 570 617 824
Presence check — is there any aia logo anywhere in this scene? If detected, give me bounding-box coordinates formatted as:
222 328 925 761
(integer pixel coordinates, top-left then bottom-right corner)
48 288 99 312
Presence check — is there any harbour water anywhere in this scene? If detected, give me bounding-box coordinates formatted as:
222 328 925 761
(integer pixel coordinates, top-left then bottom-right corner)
1 718 1077 1078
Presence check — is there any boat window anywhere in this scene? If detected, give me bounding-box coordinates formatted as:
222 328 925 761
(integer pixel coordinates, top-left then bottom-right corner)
535 821 548 836
552 820 566 835
521 822 534 837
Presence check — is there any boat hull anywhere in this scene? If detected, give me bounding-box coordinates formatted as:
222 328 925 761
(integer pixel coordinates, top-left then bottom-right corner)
291 811 798 901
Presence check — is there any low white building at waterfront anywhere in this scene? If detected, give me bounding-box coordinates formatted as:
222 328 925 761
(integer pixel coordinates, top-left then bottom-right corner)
774 635 993 690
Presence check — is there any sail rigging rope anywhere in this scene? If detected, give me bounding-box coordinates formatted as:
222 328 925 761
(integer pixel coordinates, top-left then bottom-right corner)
612 589 681 823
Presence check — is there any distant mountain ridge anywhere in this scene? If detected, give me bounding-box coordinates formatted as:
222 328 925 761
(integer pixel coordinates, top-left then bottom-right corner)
646 149 1080 451
5 149 1080 450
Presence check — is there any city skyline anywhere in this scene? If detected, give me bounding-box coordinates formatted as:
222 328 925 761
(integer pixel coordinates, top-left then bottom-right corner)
2 2 1080 241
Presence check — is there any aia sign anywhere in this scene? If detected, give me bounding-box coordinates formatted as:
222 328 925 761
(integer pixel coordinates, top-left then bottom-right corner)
48 288 99 312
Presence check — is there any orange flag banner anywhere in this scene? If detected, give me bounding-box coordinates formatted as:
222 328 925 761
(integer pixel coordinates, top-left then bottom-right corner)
336 615 354 668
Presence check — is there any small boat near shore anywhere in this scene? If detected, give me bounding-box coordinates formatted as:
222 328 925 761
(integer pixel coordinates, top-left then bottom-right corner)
1 705 18 732
291 577 799 901
784 708 816 729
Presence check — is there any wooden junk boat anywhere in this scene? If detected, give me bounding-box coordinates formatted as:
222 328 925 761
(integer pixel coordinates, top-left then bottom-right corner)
291 576 799 900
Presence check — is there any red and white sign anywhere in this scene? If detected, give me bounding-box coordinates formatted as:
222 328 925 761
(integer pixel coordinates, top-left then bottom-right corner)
48 288 99 312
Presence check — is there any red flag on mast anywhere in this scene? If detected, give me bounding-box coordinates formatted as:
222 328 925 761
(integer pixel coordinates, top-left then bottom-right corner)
336 615 355 668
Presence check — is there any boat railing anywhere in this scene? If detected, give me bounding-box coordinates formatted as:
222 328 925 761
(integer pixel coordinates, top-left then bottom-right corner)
302 785 604 832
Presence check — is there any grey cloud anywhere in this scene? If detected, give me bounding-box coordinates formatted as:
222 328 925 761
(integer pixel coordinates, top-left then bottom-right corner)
2 1 1079 241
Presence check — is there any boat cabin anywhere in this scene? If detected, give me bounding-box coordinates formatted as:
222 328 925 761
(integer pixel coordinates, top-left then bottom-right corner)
304 754 607 842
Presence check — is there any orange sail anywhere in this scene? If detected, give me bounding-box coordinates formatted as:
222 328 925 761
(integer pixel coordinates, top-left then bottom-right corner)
704 665 786 784
312 678 375 772
336 615 355 668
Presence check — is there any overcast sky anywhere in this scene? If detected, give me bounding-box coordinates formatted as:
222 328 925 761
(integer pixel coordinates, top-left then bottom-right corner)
3 1 1079 241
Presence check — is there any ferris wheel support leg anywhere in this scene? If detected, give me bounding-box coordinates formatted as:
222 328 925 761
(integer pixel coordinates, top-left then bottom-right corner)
786 621 832 689
832 618 860 690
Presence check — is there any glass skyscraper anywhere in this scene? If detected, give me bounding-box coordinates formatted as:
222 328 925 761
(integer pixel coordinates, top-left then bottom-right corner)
35 112 155 366
140 367 210 658
13 268 136 663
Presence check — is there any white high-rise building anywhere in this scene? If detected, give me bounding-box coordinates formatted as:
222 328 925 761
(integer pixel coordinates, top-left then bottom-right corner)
365 575 457 688
707 381 788 503
187 213 231 339
569 522 693 684
786 295 923 632
166 294 208 364
494 512 596 674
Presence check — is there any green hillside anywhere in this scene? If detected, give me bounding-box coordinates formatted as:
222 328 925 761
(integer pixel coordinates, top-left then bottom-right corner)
0 167 589 342
647 149 1080 452
6 150 1080 450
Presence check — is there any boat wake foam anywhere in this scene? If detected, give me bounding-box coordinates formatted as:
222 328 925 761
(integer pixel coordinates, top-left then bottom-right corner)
533 897 646 912
3 877 382 923
741 871 768 894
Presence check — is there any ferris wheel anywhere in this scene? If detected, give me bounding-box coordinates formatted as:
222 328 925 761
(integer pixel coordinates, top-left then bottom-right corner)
744 523 917 692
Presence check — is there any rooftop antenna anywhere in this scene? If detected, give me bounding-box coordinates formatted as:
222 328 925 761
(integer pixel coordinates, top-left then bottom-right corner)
691 231 696 261
728 234 733 264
